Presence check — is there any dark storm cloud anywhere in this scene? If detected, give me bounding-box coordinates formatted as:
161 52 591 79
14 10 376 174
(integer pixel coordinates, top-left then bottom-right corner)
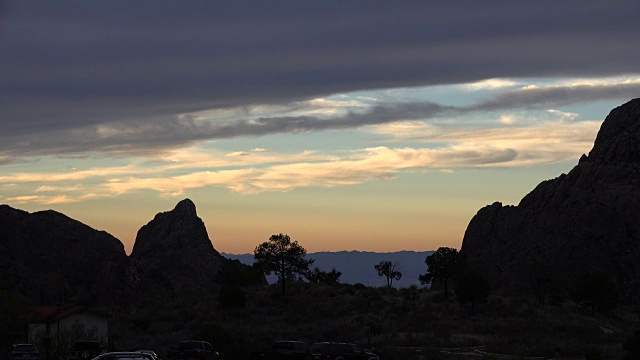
0 102 452 159
1 0 639 158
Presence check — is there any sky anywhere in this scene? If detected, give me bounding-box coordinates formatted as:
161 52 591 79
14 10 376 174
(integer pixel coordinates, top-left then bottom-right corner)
1 1 639 255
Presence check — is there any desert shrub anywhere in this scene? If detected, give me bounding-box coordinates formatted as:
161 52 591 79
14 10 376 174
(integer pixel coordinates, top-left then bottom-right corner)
623 330 640 360
131 316 151 331
584 346 603 360
455 270 490 313
571 272 619 316
218 286 246 309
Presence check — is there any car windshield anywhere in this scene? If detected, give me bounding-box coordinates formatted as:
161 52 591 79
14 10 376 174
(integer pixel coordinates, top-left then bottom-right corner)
14 345 37 352
177 342 202 350
136 351 156 356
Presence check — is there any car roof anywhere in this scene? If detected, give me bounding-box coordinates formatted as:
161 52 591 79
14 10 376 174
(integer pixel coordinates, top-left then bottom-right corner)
101 352 149 354
96 352 153 358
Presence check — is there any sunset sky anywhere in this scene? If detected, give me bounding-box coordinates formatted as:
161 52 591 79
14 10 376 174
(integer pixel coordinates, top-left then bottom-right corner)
1 1 639 254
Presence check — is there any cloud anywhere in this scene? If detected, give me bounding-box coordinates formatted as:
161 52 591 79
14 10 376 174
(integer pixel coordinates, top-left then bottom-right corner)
0 101 452 159
469 78 640 111
464 78 518 91
49 142 571 199
366 116 600 159
0 112 600 203
226 151 250 157
1 0 639 148
1 75 634 161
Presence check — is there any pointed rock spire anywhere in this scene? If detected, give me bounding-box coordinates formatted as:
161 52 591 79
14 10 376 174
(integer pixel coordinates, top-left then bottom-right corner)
130 199 224 299
173 198 197 216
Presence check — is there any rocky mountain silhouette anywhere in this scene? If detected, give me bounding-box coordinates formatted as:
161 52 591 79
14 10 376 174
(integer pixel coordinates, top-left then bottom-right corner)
461 98 640 299
130 199 226 300
0 205 129 306
0 198 245 306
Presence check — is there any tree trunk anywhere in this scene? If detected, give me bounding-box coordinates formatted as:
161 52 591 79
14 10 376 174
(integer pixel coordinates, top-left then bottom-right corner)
280 259 286 296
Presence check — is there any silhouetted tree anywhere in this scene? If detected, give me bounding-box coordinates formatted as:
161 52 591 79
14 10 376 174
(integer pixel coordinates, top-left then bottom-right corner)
374 261 402 288
306 267 342 284
420 247 467 297
455 270 490 313
400 284 420 304
571 271 619 316
0 283 31 356
216 258 265 286
254 233 314 295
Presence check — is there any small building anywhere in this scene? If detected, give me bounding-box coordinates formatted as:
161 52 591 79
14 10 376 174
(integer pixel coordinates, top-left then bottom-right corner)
27 306 110 350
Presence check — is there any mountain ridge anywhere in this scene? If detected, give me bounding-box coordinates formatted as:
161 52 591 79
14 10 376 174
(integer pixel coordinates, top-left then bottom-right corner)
222 250 433 288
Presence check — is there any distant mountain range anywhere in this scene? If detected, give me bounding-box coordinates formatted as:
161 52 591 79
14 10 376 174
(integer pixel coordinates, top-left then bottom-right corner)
222 250 433 288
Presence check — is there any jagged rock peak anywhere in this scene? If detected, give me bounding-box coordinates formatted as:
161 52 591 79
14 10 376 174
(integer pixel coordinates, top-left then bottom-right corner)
585 98 640 164
173 198 196 215
129 199 224 300
131 198 215 258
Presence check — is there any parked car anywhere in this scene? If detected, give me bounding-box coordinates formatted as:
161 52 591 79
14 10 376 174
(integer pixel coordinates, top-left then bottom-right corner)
308 342 378 360
166 341 217 360
248 340 309 360
72 341 102 360
135 351 160 360
91 352 156 360
10 344 40 360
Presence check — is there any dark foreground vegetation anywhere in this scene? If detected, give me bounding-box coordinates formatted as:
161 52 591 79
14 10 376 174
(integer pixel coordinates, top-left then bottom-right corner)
2 238 639 360
103 281 637 360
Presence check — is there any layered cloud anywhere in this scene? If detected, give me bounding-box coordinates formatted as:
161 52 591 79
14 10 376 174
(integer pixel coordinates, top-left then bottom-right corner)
3 0 638 206
0 111 600 204
1 75 637 163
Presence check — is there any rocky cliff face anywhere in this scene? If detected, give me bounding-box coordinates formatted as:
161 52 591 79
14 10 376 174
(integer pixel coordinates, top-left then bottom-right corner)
130 199 225 299
0 198 237 306
0 205 130 306
461 98 640 298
